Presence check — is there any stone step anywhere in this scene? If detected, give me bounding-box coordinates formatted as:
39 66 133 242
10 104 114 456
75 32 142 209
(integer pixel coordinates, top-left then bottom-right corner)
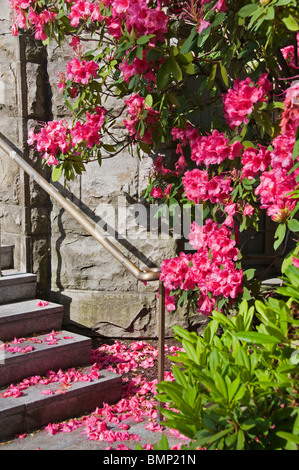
0 299 64 342
0 330 92 388
0 368 122 442
0 245 14 270
0 271 37 305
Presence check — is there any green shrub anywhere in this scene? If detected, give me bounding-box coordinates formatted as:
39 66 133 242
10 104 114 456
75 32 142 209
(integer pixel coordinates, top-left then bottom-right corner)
156 265 299 450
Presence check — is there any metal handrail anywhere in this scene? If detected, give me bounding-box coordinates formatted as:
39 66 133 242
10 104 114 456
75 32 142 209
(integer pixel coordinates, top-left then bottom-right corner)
0 134 166 419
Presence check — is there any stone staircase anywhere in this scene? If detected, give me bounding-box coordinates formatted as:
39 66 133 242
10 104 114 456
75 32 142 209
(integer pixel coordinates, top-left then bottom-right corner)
0 244 122 442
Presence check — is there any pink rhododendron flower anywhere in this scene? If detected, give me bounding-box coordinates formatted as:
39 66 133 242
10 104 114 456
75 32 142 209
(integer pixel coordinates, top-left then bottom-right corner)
28 107 106 164
241 145 271 180
223 202 237 227
182 169 232 205
160 220 242 315
281 34 299 71
104 0 168 43
197 19 210 35
293 257 299 268
124 93 159 144
40 389 54 396
151 187 164 198
280 81 299 135
11 24 18 36
223 74 272 129
244 204 255 217
66 57 99 85
119 49 160 84
173 127 243 167
144 420 164 432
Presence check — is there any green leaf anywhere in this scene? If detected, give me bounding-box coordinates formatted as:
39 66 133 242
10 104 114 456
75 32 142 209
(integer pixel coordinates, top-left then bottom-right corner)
276 431 299 445
274 223 286 250
293 138 299 159
236 429 245 450
136 34 155 45
156 58 171 89
235 331 280 344
136 45 143 60
228 375 241 402
182 339 198 363
207 63 217 90
169 56 183 81
139 141 152 153
206 427 234 444
145 94 153 107
288 218 299 232
102 144 116 152
180 28 197 54
238 4 259 17
212 310 235 330
244 268 255 281
275 0 296 4
183 62 196 75
155 434 170 450
282 14 299 31
51 163 63 182
220 64 229 87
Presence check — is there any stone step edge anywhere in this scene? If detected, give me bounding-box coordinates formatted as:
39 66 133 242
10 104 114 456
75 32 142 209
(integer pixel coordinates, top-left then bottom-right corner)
0 299 64 342
0 272 37 287
0 369 122 441
0 331 92 388
0 299 63 321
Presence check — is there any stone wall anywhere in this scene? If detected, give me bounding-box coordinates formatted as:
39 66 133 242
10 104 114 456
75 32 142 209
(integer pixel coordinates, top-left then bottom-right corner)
0 3 200 338
0 4 52 294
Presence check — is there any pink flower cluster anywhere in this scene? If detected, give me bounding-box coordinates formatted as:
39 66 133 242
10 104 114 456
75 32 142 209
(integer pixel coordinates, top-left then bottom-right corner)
281 33 299 71
10 0 168 44
28 107 106 165
66 57 99 85
119 50 159 84
182 169 232 205
171 125 244 167
223 74 273 129
69 0 103 27
104 0 169 43
71 106 106 148
10 0 57 40
124 93 159 144
10 0 104 38
241 145 271 180
28 120 71 166
160 220 243 316
191 130 244 167
280 81 299 136
255 81 299 222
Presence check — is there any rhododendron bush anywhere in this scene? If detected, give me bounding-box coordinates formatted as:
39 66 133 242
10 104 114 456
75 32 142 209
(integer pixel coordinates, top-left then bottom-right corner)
9 0 299 317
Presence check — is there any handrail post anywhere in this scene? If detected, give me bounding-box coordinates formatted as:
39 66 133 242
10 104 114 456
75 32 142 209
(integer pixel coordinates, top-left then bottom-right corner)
157 279 165 423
